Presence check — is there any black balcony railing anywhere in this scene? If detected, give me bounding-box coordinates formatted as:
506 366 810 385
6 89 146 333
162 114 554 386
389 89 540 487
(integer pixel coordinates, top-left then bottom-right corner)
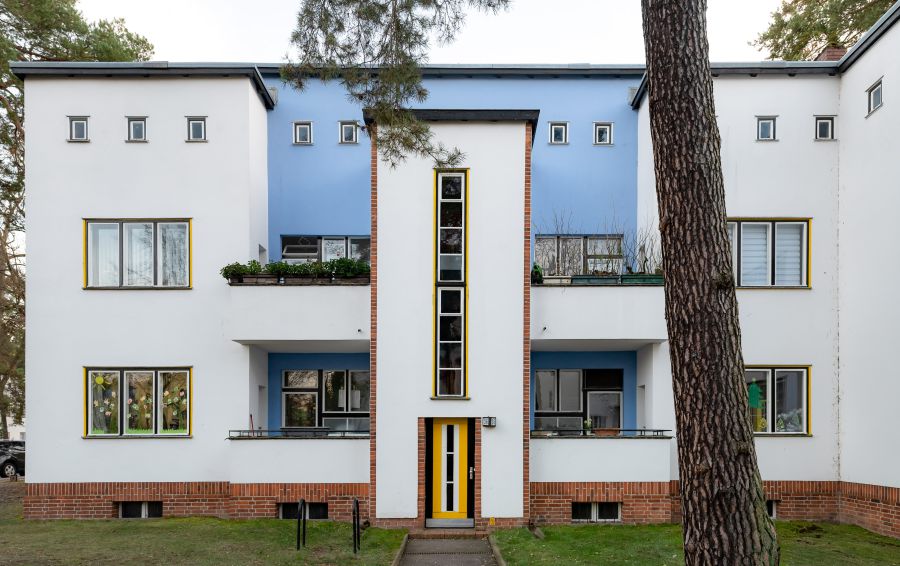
228 428 369 439
531 428 672 438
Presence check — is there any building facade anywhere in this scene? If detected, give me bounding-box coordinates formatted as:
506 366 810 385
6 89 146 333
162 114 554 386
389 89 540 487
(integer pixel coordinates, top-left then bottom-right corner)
14 3 900 537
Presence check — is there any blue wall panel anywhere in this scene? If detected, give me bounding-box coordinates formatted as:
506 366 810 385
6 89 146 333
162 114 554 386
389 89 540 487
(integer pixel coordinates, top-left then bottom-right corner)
530 351 637 430
267 352 370 430
264 75 641 259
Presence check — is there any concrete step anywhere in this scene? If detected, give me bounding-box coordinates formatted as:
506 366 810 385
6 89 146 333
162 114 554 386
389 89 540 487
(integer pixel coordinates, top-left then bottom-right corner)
408 528 488 539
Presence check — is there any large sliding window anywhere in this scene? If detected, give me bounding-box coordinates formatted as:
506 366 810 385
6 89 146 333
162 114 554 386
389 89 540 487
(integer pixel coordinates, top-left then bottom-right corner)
744 367 809 434
86 219 191 288
533 369 623 432
534 234 624 277
435 172 467 398
727 219 809 287
85 368 191 437
282 369 370 431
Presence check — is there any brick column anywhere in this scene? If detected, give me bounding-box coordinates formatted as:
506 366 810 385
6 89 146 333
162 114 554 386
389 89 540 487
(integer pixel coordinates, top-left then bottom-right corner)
522 122 533 522
369 127 379 522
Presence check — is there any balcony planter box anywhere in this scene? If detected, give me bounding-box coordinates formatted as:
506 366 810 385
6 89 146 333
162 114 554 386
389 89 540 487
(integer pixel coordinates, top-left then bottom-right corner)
620 274 664 285
571 275 619 285
240 274 277 285
593 428 620 437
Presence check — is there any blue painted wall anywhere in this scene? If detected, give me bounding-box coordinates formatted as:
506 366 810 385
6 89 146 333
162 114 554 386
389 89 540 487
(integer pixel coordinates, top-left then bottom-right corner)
263 74 641 259
267 353 370 430
530 351 637 430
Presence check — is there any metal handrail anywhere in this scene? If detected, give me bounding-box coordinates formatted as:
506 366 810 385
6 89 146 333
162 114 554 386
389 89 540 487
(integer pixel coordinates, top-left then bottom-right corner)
352 497 361 554
296 499 307 550
228 428 369 439
531 428 673 437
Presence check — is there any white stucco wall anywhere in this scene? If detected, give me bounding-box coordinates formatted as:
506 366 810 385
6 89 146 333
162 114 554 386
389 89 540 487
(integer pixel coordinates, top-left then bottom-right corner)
228 439 369 483
838 26 900 489
225 285 370 348
376 121 526 519
531 438 674 482
23 77 269 483
532 286 666 350
636 74 842 482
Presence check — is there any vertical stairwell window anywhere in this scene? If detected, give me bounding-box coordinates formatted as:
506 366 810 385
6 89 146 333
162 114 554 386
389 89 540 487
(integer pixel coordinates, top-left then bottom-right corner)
435 172 467 398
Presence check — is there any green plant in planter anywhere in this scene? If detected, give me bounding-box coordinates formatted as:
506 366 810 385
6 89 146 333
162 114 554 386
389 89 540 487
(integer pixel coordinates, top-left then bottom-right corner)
220 262 248 281
264 261 292 278
328 257 371 278
531 262 544 284
583 418 593 430
246 260 262 275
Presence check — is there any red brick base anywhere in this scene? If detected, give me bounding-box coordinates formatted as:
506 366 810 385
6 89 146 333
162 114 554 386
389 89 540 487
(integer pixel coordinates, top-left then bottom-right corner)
23 480 900 539
24 482 369 521
530 481 900 538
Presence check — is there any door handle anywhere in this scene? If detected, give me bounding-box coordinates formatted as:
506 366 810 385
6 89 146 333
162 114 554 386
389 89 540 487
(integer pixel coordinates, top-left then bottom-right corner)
469 466 474 480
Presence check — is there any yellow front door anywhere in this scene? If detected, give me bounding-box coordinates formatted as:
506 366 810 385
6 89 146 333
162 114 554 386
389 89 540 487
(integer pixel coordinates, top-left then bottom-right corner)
431 418 469 519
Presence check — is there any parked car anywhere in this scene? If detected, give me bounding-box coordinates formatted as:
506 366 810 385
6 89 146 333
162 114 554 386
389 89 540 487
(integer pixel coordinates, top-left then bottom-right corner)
0 441 25 477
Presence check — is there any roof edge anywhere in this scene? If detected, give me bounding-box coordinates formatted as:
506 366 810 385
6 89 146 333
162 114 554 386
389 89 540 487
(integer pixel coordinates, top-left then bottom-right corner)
838 0 900 72
9 61 276 109
362 108 540 141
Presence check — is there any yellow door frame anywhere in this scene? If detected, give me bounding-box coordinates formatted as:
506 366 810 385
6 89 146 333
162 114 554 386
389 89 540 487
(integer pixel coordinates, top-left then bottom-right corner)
431 418 469 519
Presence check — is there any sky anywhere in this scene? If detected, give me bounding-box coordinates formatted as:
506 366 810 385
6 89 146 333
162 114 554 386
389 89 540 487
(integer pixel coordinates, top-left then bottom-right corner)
77 0 784 65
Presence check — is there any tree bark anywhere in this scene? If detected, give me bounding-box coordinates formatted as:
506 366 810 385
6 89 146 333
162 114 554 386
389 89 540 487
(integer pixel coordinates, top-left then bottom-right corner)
640 1 779 564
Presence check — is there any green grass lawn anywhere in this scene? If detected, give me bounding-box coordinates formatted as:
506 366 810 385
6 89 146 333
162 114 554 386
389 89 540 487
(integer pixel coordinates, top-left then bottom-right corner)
493 522 900 566
0 484 405 566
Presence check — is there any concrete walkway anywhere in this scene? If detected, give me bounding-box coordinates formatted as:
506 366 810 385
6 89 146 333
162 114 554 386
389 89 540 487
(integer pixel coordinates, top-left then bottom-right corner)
399 538 498 566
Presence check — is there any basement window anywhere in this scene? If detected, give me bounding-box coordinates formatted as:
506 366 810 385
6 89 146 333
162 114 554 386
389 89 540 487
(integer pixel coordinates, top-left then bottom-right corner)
572 502 620 523
119 501 162 518
280 502 329 520
766 500 777 519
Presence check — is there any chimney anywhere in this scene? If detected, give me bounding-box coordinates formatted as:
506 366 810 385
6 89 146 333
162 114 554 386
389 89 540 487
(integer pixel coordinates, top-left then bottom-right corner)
815 46 847 61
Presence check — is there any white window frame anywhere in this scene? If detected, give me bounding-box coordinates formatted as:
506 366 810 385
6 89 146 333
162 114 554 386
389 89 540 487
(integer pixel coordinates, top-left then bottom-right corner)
739 222 773 287
68 116 89 142
282 391 318 428
593 122 613 145
339 121 359 144
867 79 883 114
87 370 121 437
774 221 808 286
156 221 190 288
127 117 147 142
186 117 206 141
293 121 313 145
548 122 568 144
587 391 623 429
572 502 621 523
123 370 156 437
814 116 834 140
756 117 776 141
745 367 808 435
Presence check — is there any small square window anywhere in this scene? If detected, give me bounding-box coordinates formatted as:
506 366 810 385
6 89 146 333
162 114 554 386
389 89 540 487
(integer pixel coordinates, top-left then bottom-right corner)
549 122 568 144
294 121 313 144
339 121 358 144
594 122 613 145
868 80 883 114
127 118 147 142
187 117 206 141
815 117 834 140
757 117 776 141
69 117 89 141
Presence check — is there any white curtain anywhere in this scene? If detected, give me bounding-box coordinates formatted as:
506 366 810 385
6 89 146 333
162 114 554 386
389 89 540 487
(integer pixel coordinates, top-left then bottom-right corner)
124 223 153 286
741 224 770 286
775 224 803 286
159 223 188 286
89 223 119 286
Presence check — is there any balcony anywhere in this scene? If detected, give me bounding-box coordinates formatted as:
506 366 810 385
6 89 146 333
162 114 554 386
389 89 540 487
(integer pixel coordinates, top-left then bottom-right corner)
530 433 676 483
224 284 370 351
531 284 667 350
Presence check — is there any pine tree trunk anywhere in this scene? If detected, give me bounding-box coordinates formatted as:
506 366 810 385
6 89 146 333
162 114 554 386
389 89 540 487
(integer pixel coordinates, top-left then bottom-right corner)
640 1 780 564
